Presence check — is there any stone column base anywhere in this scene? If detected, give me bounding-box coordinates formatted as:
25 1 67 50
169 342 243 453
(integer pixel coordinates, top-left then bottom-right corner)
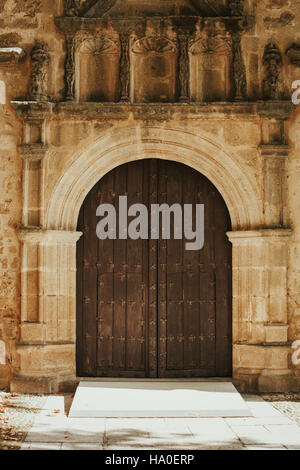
10 374 78 394
257 372 299 393
233 343 299 392
11 342 78 393
234 371 298 393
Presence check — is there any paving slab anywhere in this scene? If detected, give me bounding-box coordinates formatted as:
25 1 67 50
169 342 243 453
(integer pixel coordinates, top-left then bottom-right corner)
69 381 252 418
21 392 300 450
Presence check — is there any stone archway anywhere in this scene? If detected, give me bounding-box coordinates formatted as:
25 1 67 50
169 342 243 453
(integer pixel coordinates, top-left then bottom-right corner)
46 126 262 231
13 126 296 394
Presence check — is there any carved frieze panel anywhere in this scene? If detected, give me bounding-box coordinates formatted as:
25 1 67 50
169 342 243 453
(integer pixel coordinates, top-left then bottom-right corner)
76 35 120 102
64 0 242 18
131 36 177 103
189 31 231 102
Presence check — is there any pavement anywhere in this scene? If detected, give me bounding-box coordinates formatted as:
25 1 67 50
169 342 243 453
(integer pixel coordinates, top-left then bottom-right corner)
20 393 300 450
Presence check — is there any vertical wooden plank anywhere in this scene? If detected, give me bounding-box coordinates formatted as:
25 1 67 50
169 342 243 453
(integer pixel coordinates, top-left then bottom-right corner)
148 159 158 377
126 160 147 373
76 205 84 376
167 161 184 373
82 183 99 376
215 189 232 376
97 168 115 374
111 163 127 373
182 164 200 371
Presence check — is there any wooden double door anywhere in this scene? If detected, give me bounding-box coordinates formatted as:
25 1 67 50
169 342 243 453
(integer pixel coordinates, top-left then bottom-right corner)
76 159 232 378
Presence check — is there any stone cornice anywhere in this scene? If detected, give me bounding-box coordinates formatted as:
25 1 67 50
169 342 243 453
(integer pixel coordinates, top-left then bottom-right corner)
259 144 290 157
227 229 293 243
51 101 296 122
11 100 296 122
11 101 53 120
257 101 294 120
20 144 49 161
18 229 83 244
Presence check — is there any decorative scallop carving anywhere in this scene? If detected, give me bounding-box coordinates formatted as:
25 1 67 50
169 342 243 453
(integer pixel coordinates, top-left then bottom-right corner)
78 36 120 55
190 36 231 56
131 36 177 55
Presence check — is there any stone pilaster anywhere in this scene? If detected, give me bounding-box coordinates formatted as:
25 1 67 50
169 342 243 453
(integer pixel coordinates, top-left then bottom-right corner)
12 102 53 228
64 33 76 101
11 229 82 394
228 229 297 392
119 31 131 102
260 144 289 228
258 103 293 229
21 144 48 228
177 32 190 103
231 30 247 101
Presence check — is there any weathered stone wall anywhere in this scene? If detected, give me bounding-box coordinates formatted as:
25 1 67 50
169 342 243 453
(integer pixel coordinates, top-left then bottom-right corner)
0 0 299 391
0 0 64 388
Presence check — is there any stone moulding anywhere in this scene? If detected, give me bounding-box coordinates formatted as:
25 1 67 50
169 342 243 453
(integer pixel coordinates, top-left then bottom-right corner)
12 101 294 125
259 144 290 157
227 228 293 241
20 143 49 161
51 101 295 121
0 47 26 64
54 15 251 35
64 0 245 19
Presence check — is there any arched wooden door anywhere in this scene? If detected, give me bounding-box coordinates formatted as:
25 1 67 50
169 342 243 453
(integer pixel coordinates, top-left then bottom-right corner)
76 159 232 378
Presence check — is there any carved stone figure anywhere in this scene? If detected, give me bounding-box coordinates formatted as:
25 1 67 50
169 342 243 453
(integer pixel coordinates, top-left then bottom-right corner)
263 43 283 100
228 0 244 16
65 0 80 16
30 43 50 101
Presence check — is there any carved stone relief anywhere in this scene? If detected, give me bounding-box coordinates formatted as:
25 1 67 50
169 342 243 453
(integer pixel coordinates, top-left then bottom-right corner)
131 37 177 55
228 0 244 16
231 31 247 101
64 35 76 101
30 43 50 102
